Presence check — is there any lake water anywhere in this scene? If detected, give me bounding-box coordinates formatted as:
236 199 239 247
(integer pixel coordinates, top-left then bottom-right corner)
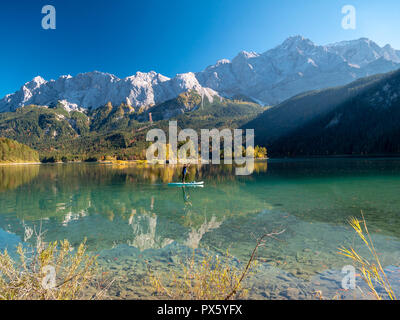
1 159 400 299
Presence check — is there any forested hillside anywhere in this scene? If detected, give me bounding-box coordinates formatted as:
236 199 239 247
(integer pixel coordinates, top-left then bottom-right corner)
245 72 392 146
0 138 39 163
0 94 264 161
268 69 400 156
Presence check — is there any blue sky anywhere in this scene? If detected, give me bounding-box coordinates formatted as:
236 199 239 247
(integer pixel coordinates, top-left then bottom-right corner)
0 0 400 97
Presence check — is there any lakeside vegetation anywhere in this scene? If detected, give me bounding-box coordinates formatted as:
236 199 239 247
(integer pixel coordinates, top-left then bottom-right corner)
2 214 393 300
0 227 281 300
149 231 283 300
0 236 109 300
338 213 397 300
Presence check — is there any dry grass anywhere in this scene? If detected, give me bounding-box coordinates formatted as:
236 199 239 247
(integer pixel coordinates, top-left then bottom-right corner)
0 230 110 300
149 230 285 300
338 212 397 300
149 251 255 300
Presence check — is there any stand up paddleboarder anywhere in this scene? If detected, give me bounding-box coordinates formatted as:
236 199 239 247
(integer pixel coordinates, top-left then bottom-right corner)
181 163 190 183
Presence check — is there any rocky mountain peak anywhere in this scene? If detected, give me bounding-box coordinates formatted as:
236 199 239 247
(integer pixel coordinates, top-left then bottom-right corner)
1 36 399 112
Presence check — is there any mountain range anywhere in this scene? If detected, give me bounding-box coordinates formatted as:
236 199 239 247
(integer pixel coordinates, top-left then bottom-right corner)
0 92 264 160
1 35 400 159
265 69 400 156
246 72 390 145
1 36 399 113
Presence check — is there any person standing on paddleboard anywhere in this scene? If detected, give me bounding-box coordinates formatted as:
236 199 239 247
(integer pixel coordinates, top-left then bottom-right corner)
182 163 190 183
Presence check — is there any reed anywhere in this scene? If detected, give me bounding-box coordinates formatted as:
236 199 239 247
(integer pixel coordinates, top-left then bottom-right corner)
338 212 396 300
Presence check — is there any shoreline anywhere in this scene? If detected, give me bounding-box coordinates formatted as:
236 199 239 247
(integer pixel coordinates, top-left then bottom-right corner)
0 162 42 166
3 155 400 166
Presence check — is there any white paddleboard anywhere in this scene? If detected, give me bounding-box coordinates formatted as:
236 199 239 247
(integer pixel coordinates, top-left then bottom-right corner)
168 181 204 186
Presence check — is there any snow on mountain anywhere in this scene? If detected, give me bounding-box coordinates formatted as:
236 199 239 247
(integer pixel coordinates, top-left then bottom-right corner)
0 71 218 113
1 36 399 112
327 38 400 68
196 36 400 105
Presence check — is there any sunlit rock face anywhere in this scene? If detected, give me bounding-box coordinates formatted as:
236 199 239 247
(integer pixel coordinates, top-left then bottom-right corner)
0 71 218 113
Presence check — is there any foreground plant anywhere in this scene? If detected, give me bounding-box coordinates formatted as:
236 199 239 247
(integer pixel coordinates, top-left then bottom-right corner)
338 213 396 300
0 233 108 300
149 230 285 300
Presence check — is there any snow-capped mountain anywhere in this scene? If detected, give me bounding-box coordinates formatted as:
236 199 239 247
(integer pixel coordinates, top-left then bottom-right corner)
196 36 400 105
1 36 399 112
0 71 218 112
327 38 400 66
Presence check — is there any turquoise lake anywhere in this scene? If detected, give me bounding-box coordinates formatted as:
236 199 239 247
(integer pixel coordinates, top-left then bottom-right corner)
1 159 400 299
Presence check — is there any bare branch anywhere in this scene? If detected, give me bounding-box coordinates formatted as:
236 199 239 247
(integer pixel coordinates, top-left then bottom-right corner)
225 229 286 300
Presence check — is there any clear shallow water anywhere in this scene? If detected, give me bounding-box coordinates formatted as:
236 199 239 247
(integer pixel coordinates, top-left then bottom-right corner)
1 159 400 299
